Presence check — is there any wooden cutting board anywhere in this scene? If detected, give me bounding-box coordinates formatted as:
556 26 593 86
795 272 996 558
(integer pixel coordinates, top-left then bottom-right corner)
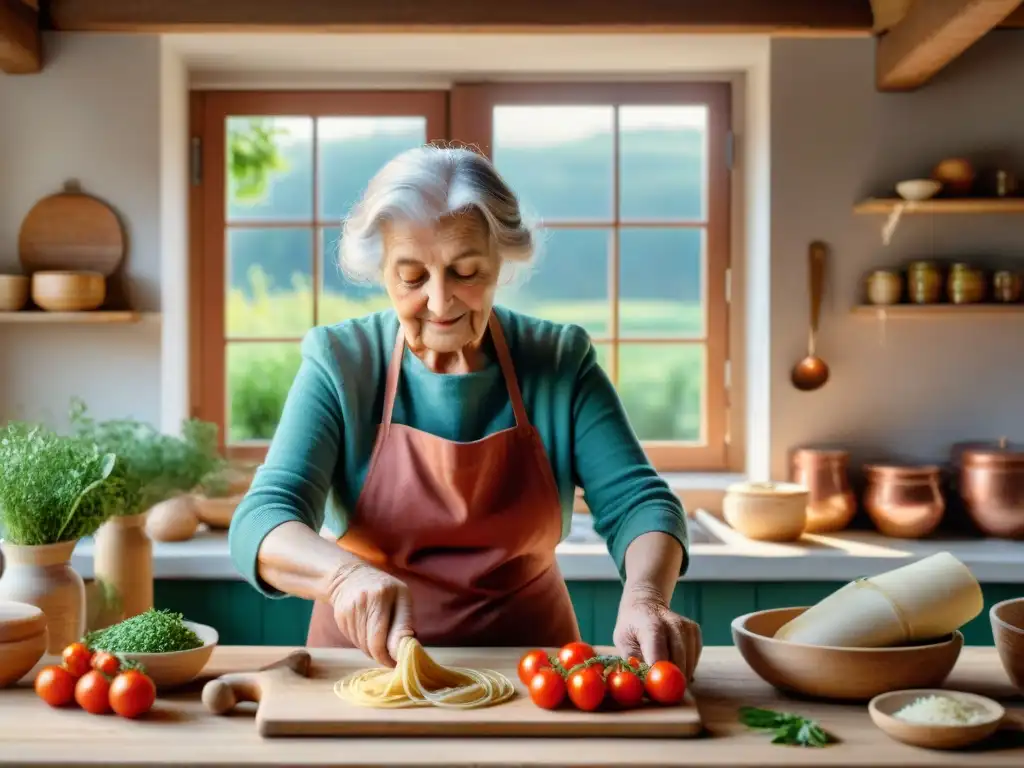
201 647 704 738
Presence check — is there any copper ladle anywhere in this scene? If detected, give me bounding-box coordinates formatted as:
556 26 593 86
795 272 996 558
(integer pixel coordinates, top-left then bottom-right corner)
791 240 830 391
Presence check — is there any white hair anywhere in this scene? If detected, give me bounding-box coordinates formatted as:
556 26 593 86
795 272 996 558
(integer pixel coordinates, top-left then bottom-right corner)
338 145 537 283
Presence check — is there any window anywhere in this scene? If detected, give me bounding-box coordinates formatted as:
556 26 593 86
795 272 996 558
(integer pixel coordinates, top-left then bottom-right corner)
190 84 733 471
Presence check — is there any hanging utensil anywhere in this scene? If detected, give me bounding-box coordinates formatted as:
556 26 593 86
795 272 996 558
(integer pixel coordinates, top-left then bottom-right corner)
791 241 830 392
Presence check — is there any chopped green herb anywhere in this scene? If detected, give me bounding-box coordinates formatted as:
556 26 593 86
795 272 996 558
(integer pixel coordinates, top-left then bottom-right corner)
84 609 203 654
738 706 832 747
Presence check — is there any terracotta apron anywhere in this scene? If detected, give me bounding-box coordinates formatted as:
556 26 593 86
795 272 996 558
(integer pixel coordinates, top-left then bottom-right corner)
306 312 581 648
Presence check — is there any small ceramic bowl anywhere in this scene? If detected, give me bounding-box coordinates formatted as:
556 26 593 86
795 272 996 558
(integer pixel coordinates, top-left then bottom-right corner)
896 179 942 202
732 607 963 701
114 621 218 689
869 689 1004 750
990 597 1024 692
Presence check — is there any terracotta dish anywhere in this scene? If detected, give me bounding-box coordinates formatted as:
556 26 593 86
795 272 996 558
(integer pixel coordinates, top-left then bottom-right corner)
114 620 218 689
732 607 963 701
990 597 1024 692
868 689 1004 750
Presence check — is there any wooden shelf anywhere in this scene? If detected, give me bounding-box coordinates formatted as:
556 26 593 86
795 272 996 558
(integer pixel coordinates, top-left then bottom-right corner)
0 311 155 324
852 304 1024 317
854 197 1024 214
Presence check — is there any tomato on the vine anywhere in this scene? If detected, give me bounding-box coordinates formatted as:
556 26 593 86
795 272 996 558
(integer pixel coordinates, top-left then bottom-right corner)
607 667 645 709
61 642 93 678
627 656 643 670
527 667 566 710
557 641 596 671
91 650 120 677
34 665 76 707
74 670 112 715
566 666 605 711
109 669 156 719
517 649 551 686
644 660 686 705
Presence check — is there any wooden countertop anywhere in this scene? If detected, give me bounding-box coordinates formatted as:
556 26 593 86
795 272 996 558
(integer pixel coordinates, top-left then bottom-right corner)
1 646 1021 766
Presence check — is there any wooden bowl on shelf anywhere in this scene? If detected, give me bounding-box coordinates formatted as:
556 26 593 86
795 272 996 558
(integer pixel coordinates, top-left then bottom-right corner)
30 270 105 312
0 275 29 311
732 607 964 701
990 597 1024 692
868 689 1004 750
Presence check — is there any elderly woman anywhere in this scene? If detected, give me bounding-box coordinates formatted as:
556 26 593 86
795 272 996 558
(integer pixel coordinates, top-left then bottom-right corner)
228 145 700 677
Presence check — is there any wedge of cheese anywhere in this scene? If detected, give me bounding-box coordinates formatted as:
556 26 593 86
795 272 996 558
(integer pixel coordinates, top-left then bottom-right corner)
774 552 983 647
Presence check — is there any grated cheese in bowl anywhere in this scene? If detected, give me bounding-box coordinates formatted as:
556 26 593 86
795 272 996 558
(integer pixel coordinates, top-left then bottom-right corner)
893 695 990 726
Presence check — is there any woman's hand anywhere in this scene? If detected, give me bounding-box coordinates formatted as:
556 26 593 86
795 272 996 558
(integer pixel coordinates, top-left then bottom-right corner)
328 561 415 667
613 583 702 681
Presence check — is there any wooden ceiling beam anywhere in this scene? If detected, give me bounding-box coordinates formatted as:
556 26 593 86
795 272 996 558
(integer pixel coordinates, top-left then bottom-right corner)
44 0 875 34
0 0 40 74
876 0 1024 91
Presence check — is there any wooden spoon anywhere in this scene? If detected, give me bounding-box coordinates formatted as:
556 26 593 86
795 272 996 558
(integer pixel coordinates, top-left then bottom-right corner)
791 241 830 391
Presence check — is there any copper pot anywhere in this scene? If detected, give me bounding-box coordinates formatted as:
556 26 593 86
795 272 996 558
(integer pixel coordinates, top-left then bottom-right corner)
790 448 857 533
958 439 1024 539
863 464 945 538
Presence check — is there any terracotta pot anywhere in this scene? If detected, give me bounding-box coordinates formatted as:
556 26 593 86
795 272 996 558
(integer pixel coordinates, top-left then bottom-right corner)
863 464 945 539
958 441 1024 539
0 540 85 653
790 448 857 533
92 513 153 626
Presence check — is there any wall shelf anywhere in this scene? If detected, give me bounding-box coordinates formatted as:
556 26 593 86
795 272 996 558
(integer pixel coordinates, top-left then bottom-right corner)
852 304 1024 318
854 197 1024 215
0 311 157 324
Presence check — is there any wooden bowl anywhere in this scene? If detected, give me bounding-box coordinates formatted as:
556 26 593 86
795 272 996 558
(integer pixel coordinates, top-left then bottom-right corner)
991 597 1024 692
869 689 1004 750
115 621 218 689
30 270 105 312
732 607 964 701
0 275 29 311
192 493 243 530
722 481 808 542
0 602 49 687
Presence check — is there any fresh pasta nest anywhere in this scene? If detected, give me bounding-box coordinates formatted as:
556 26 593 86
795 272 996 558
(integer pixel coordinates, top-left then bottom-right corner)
334 637 516 709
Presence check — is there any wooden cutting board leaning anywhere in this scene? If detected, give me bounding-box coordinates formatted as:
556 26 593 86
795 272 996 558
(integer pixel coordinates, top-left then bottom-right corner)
201 647 703 738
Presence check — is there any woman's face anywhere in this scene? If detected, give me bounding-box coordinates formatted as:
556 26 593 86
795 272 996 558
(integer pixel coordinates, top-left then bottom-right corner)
381 210 500 357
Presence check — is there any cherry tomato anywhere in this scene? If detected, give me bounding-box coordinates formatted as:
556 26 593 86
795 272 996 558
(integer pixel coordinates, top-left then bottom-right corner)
527 667 566 710
607 667 645 709
627 656 643 669
109 669 156 719
75 670 112 715
91 651 120 677
644 660 686 705
557 641 596 671
61 642 93 678
34 665 76 707
566 666 605 712
517 649 551 686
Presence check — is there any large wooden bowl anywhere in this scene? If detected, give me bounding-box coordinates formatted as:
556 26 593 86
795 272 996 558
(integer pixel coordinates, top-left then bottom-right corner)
115 621 218 689
31 270 105 311
732 607 964 701
991 597 1024 692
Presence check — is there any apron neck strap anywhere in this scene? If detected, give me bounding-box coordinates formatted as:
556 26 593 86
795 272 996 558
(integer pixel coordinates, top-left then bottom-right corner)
381 312 530 430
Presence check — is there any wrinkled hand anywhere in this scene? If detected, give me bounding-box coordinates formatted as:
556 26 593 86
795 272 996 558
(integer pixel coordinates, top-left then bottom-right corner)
613 584 702 680
329 561 415 667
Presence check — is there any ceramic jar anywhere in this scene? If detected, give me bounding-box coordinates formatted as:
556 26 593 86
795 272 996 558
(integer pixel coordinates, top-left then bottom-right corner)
865 271 903 305
863 465 945 539
790 448 857 533
993 271 1022 303
906 261 942 304
92 513 153 626
722 481 809 542
0 540 85 653
948 263 985 304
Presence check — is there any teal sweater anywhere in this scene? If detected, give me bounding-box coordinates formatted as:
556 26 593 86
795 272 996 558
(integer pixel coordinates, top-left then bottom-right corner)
229 305 689 597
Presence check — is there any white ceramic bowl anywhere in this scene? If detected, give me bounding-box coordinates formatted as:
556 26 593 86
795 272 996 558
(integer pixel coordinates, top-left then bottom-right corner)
114 620 218 689
896 179 942 202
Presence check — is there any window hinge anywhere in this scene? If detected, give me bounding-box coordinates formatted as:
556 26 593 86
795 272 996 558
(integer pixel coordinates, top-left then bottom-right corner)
190 137 203 185
725 130 735 171
725 267 732 303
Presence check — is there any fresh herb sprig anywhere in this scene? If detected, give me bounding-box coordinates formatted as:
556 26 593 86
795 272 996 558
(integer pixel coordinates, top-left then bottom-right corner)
738 706 832 747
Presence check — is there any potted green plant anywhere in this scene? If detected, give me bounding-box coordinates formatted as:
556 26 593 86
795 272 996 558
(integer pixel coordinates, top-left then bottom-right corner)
0 422 124 653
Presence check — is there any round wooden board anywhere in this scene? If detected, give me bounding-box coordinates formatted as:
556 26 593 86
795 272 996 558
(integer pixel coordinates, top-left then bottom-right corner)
18 183 125 276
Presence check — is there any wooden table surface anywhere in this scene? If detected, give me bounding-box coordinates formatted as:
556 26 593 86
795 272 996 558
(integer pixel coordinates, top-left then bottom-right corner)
0 646 1021 767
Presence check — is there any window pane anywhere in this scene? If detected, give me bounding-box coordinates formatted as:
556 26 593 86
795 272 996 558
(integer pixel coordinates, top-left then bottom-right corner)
492 106 613 221
619 106 707 221
619 228 704 338
319 227 392 325
227 228 313 339
591 342 611 375
496 228 610 337
227 117 313 222
318 117 428 221
227 343 302 442
617 344 703 442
